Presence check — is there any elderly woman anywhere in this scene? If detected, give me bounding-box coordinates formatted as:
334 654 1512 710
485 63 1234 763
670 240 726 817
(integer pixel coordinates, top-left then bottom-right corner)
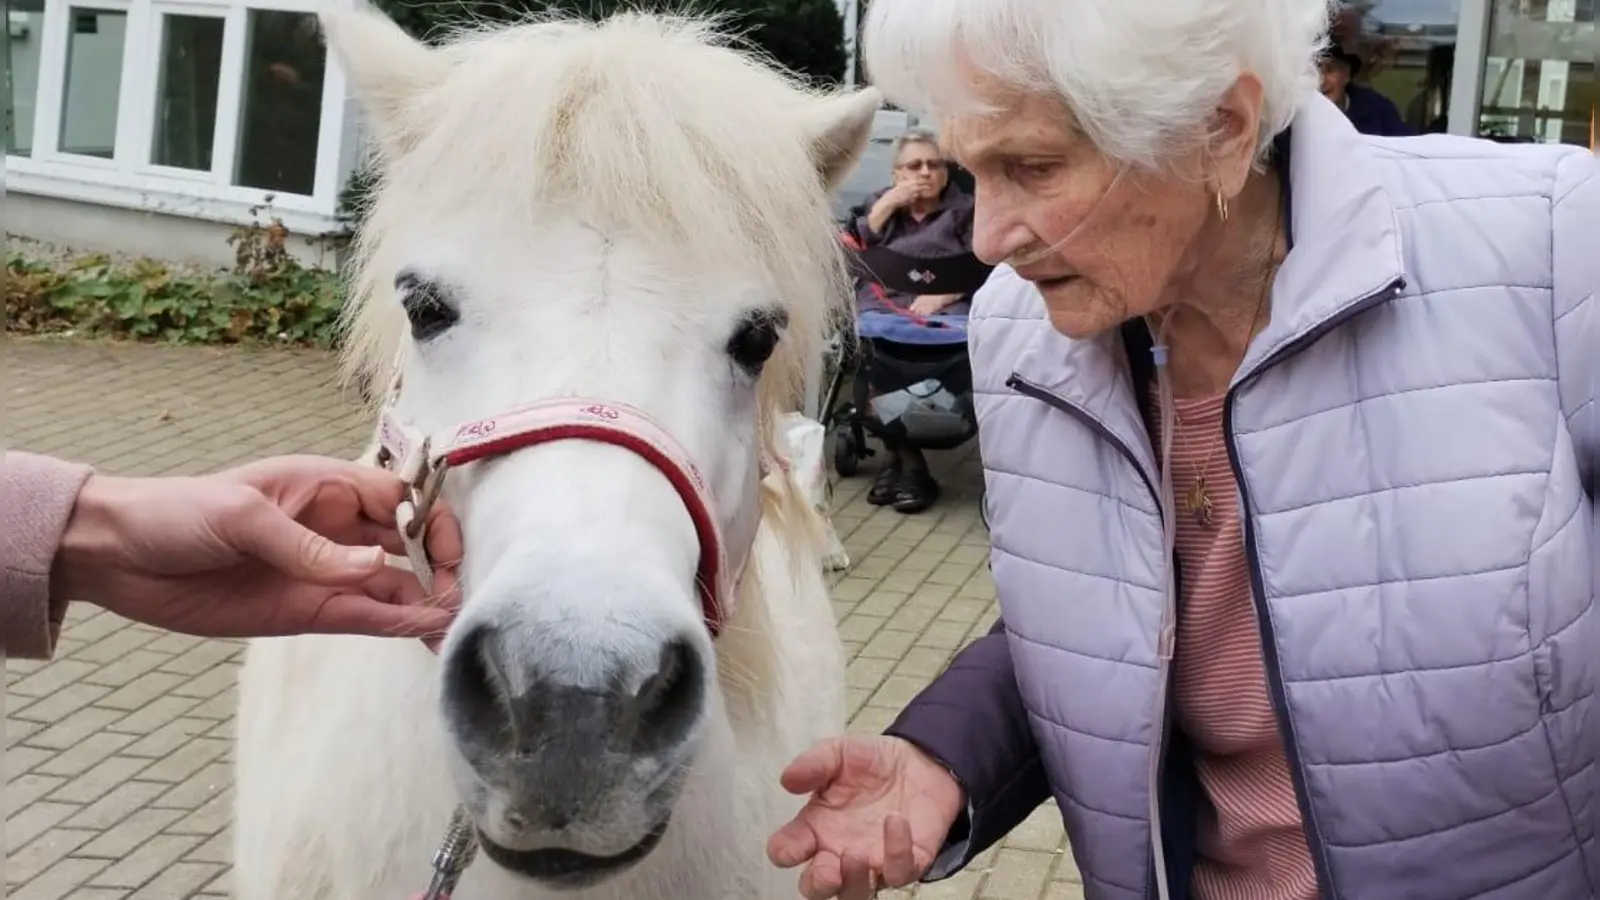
769 0 1597 899
843 126 978 512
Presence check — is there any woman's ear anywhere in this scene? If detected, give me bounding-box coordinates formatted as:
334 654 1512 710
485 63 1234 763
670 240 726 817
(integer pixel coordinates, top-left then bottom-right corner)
1210 72 1269 199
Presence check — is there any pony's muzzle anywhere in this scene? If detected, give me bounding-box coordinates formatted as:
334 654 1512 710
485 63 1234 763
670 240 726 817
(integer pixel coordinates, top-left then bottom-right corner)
439 617 708 838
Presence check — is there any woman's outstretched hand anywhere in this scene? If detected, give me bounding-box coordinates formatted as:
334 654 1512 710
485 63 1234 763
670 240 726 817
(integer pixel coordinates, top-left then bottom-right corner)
53 454 462 643
768 735 965 900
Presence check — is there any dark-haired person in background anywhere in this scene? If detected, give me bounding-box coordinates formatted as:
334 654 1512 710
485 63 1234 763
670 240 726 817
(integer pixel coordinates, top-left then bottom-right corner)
1319 40 1411 137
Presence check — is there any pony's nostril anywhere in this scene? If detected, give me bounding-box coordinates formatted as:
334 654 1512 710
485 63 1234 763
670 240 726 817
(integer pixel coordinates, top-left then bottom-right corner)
441 624 517 755
628 637 703 756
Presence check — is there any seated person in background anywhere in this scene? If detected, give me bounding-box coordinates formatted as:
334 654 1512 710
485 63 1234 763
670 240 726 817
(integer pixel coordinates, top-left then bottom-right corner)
842 127 977 513
845 127 976 317
1319 40 1411 137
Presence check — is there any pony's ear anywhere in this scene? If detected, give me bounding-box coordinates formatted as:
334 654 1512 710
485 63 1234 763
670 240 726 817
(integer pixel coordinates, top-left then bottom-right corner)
319 3 451 160
802 87 883 191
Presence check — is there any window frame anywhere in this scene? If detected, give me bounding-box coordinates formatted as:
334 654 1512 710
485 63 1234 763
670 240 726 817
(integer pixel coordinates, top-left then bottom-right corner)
5 0 356 233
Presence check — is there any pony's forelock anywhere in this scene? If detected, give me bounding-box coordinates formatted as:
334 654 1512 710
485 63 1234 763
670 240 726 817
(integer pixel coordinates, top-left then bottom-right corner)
337 11 852 426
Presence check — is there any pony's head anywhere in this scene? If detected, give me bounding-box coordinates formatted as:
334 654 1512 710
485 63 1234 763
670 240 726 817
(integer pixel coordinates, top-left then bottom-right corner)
321 4 876 888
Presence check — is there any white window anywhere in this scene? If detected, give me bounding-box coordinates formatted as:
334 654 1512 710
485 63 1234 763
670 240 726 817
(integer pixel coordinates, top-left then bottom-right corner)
4 0 357 235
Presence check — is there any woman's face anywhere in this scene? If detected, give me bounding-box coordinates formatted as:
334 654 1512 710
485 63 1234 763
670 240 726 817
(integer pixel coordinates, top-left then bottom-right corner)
948 88 1253 339
892 140 950 201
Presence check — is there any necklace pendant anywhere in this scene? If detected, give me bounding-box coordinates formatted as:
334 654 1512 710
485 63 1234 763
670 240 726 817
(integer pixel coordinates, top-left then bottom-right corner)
1183 476 1215 527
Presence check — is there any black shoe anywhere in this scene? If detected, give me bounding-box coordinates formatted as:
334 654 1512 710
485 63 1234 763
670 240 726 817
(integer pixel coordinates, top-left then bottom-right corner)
867 462 903 506
893 469 940 514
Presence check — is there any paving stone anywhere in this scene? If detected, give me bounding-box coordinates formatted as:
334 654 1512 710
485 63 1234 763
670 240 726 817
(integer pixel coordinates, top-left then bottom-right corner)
11 773 69 810
894 647 958 679
10 826 101 885
137 739 229 785
75 809 188 860
95 673 191 713
184 831 231 864
148 763 230 810
118 720 215 759
6 856 112 900
861 627 919 659
105 696 206 736
839 612 891 643
9 717 48 748
915 870 986 900
979 849 1056 900
123 862 225 899
1043 881 1089 900
847 656 898 691
62 782 171 832
8 802 81 849
47 753 155 804
89 833 206 888
1004 804 1067 853
34 732 138 779
11 683 113 723
26 708 128 751
9 662 101 700
167 791 231 836
159 643 240 678
8 745 54 780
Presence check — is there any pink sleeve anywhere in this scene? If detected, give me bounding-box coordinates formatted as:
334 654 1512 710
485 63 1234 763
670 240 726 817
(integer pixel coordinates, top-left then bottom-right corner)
3 451 94 660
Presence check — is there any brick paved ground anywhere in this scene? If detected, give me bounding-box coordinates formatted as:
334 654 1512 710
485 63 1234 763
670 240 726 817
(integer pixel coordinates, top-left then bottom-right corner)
5 339 1079 900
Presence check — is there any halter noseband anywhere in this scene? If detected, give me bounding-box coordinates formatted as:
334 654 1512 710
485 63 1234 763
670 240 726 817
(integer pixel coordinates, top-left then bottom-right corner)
377 394 743 637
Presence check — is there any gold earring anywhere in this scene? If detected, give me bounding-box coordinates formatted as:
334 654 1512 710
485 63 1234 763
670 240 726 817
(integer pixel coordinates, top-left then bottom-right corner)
1215 190 1229 223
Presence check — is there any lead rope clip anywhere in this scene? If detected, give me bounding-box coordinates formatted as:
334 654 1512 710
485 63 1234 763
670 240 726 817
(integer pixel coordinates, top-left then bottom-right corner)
415 800 479 899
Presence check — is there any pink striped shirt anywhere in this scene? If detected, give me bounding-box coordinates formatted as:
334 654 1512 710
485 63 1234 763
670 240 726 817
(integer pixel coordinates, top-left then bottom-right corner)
1149 390 1320 900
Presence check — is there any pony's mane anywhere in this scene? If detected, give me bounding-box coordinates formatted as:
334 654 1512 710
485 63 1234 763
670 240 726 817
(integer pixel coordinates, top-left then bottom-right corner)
338 10 852 423
337 10 852 721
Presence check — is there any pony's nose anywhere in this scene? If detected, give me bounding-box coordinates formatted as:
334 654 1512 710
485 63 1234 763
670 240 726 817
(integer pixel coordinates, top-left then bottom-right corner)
441 622 706 764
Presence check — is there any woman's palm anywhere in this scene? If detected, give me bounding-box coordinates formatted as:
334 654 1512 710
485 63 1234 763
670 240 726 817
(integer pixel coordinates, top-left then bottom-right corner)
771 736 964 897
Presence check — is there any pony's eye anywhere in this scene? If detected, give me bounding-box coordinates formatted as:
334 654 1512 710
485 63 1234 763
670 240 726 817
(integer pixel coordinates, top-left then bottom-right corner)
726 308 788 374
395 271 460 342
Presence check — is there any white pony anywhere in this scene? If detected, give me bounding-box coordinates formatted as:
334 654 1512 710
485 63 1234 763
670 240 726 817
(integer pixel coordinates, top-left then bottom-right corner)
231 6 880 899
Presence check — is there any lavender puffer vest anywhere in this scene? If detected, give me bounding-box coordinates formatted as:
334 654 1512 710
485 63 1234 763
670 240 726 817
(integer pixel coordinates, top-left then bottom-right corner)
967 95 1596 898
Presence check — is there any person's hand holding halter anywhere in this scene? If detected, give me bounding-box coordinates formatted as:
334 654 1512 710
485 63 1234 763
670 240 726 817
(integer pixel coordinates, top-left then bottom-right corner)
54 454 462 644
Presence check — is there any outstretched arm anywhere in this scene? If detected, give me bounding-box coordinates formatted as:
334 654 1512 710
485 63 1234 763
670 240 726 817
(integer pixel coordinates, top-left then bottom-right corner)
884 618 1052 878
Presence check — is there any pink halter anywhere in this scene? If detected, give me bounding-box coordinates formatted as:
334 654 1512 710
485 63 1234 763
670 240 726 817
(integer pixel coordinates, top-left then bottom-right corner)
377 391 751 638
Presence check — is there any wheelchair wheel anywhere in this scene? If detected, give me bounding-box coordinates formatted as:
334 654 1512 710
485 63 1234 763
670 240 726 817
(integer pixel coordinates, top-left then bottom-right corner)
833 430 861 477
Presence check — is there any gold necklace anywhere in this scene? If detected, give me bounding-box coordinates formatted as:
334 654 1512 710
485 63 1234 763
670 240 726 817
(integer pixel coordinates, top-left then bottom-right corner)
1173 203 1281 528
1179 416 1225 528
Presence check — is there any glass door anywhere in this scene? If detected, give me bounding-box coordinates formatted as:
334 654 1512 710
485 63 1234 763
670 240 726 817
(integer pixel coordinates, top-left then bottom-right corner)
1333 0 1466 134
1476 0 1596 144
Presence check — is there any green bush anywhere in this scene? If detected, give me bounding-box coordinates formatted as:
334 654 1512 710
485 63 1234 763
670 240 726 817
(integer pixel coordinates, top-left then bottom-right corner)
5 223 347 349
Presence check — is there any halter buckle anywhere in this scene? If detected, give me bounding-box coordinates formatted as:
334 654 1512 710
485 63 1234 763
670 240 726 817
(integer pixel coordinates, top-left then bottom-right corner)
378 435 448 594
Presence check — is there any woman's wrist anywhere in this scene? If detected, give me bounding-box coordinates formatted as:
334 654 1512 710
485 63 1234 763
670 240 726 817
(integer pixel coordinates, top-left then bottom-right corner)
897 736 968 825
53 474 135 600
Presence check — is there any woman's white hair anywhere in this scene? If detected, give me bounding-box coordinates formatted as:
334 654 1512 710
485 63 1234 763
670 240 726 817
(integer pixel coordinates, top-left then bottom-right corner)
861 0 1337 170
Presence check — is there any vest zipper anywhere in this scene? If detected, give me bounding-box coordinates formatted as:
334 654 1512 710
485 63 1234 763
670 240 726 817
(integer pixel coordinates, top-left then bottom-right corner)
1221 276 1406 900
1004 374 1174 900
